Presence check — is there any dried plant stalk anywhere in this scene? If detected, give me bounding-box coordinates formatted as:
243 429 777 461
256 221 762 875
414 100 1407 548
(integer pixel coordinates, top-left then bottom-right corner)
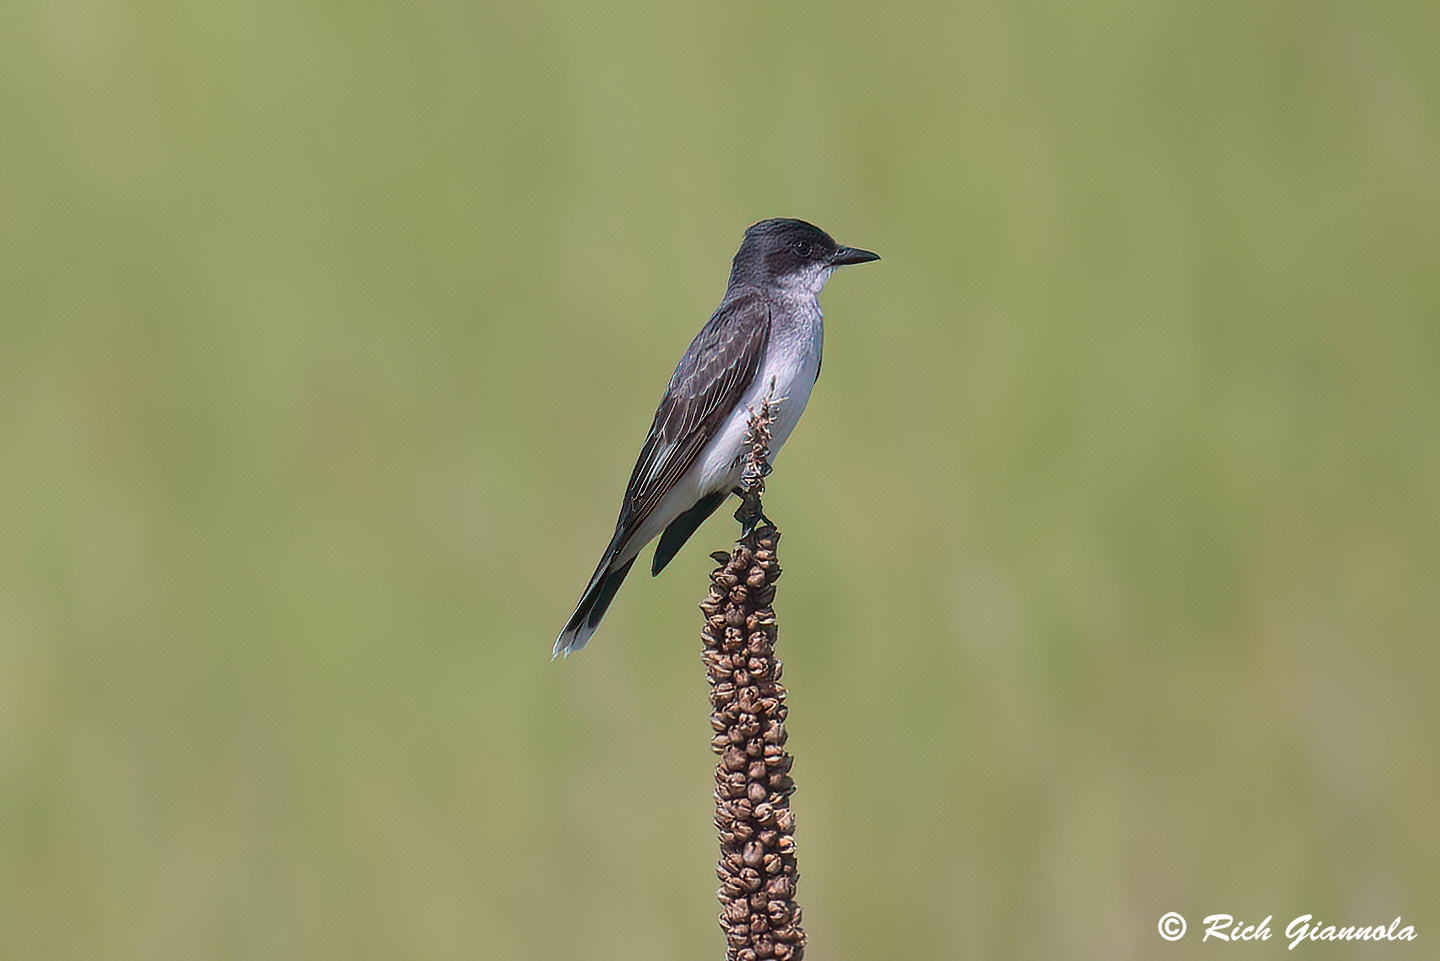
699 396 805 961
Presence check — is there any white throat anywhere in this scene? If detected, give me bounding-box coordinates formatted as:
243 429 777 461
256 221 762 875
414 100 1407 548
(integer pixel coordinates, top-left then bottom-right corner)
775 263 835 300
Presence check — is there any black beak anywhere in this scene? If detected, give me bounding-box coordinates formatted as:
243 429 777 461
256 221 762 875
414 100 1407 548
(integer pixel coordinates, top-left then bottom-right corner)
829 245 881 267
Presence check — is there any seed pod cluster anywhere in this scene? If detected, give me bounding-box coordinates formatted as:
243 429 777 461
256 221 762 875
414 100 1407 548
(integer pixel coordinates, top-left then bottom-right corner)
701 525 805 961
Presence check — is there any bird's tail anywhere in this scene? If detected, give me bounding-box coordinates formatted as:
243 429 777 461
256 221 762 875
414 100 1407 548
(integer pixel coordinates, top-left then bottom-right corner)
554 552 637 658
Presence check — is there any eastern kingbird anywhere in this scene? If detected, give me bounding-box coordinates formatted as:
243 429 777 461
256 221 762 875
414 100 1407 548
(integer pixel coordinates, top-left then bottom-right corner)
554 218 879 658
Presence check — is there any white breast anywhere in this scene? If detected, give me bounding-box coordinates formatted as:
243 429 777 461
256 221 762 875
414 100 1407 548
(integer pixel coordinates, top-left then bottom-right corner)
696 294 824 491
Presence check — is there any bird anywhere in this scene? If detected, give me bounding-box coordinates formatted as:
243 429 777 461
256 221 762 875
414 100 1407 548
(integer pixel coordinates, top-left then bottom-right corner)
554 218 879 658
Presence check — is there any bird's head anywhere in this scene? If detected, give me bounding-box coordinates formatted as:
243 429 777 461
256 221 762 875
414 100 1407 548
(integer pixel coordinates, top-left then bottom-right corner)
730 218 879 295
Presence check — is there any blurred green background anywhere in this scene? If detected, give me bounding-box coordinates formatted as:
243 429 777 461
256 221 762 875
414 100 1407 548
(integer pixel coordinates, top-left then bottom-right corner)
2 0 1437 958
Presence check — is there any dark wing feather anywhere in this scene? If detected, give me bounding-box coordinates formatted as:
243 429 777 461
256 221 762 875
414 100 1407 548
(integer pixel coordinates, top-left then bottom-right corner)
614 292 771 542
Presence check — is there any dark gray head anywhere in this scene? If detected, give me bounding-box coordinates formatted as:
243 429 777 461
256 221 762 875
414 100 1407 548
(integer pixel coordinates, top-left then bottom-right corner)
728 218 880 294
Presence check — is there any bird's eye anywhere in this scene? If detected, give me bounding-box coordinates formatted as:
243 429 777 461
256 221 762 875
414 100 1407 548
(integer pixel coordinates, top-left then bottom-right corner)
793 242 812 258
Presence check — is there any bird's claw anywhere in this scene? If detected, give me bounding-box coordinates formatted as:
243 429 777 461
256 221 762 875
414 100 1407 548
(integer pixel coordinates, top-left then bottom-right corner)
733 496 773 540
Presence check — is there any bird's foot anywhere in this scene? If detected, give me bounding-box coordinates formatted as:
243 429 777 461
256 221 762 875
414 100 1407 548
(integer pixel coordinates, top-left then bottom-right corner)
733 493 773 540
